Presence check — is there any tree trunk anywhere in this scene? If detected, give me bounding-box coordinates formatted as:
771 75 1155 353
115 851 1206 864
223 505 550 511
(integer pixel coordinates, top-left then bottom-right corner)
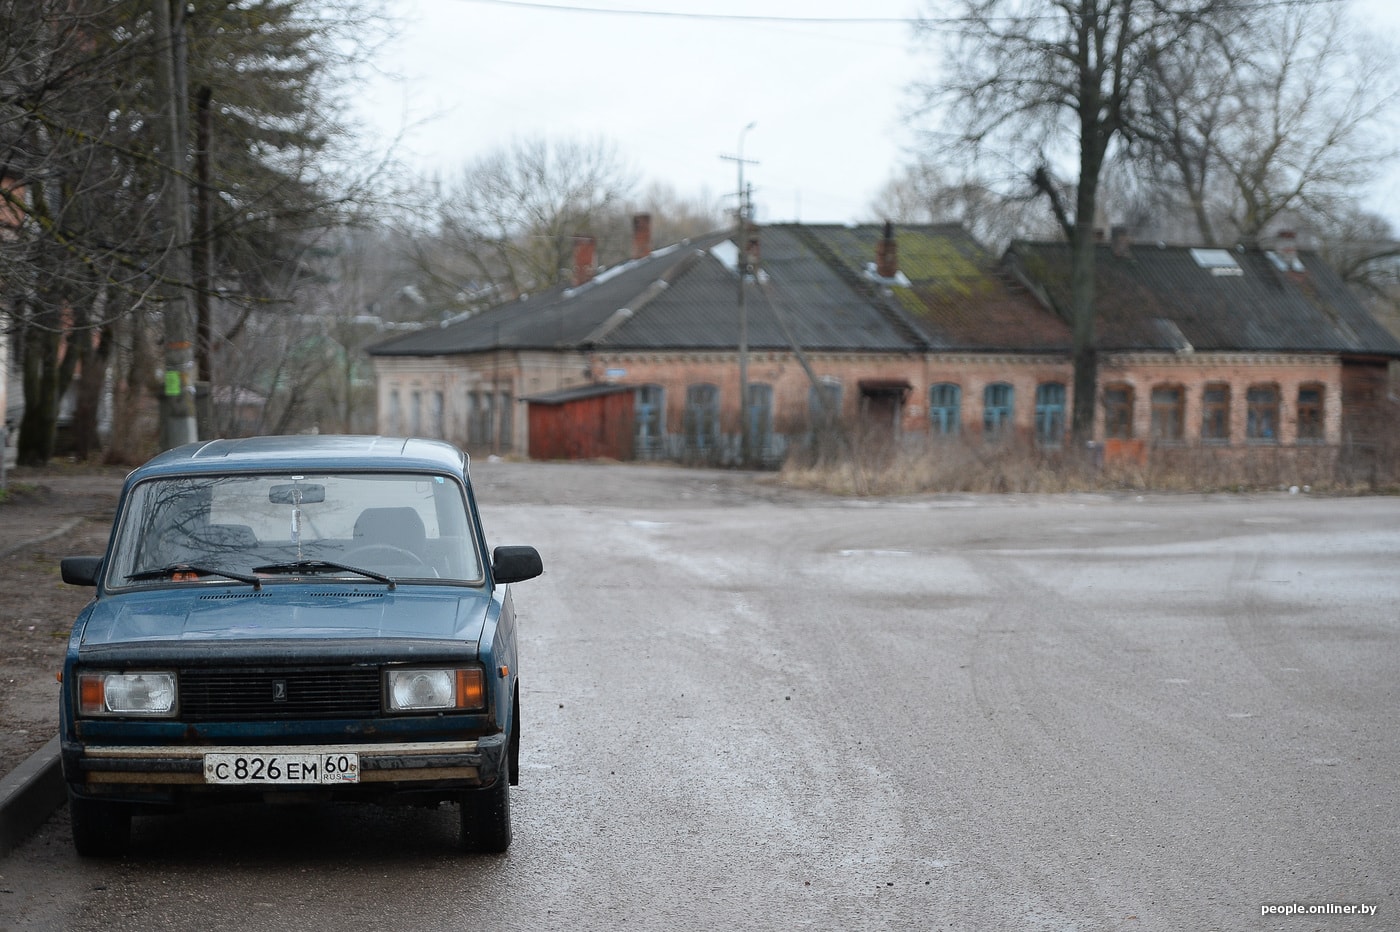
105 304 155 466
17 309 62 466
72 319 114 461
1069 114 1104 447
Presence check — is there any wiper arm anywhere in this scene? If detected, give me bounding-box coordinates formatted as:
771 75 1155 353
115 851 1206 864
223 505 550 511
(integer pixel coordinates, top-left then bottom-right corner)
251 559 396 590
127 563 262 590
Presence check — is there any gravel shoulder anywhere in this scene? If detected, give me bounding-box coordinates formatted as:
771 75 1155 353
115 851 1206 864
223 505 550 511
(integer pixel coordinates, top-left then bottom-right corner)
0 466 127 780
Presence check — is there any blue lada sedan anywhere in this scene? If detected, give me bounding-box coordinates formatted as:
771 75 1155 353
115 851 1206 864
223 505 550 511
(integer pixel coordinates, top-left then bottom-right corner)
58 436 542 856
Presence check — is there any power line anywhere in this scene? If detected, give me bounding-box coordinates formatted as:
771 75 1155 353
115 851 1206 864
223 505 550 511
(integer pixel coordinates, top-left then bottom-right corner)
449 0 1346 25
451 0 914 24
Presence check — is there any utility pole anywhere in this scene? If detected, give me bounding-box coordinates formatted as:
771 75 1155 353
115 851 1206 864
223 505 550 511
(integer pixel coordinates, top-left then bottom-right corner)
721 122 757 467
153 0 198 449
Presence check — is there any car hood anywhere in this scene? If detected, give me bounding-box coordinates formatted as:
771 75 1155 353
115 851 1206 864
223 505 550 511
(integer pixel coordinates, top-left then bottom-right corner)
78 585 492 646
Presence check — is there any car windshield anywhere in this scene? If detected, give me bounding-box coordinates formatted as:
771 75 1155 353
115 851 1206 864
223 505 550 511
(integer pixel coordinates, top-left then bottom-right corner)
106 472 483 588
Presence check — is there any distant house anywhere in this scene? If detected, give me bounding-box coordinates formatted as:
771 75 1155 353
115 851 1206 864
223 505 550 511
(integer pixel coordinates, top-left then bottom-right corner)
366 218 1400 464
1007 230 1400 451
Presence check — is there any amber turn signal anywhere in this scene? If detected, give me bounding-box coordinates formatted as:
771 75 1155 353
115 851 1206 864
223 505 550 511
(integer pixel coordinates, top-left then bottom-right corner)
457 668 486 710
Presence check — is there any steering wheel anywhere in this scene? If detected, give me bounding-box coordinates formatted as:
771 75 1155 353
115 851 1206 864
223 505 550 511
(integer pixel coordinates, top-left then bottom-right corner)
344 543 431 570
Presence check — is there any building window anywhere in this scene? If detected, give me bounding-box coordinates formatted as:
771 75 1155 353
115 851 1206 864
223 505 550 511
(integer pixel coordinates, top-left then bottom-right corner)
1297 384 1324 443
1150 385 1184 443
498 391 513 449
469 391 493 448
431 391 444 439
1201 383 1230 444
388 390 401 435
1247 385 1279 442
1103 384 1134 439
746 383 774 459
635 385 665 459
809 378 843 429
480 392 495 448
983 383 1014 439
410 390 423 436
1034 383 1065 447
685 383 720 453
929 383 961 436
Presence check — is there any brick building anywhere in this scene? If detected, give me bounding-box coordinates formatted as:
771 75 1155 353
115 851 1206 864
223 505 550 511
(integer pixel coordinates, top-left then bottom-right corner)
366 219 1400 464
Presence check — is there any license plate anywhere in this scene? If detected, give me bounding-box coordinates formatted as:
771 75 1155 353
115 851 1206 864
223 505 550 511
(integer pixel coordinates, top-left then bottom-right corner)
203 752 359 785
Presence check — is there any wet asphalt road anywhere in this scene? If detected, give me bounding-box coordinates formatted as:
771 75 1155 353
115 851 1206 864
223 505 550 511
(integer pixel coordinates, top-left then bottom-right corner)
2 462 1396 931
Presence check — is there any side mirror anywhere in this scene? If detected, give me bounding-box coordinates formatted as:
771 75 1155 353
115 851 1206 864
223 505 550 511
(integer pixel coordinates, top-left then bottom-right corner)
61 556 104 587
491 545 543 584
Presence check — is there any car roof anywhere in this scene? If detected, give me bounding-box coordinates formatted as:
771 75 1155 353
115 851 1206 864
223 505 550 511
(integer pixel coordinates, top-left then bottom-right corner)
127 436 470 481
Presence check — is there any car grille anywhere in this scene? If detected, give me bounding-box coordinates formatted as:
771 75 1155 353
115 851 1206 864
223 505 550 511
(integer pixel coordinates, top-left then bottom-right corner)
179 668 381 720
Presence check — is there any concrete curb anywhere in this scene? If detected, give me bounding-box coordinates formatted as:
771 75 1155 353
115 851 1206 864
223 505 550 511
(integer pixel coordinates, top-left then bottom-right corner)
0 735 64 858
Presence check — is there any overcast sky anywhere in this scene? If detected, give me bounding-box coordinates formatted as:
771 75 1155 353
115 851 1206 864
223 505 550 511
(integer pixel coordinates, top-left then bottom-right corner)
355 0 1400 233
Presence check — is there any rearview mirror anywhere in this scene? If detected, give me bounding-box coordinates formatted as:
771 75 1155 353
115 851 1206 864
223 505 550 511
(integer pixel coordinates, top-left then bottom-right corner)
269 483 325 504
61 556 103 587
492 546 543 584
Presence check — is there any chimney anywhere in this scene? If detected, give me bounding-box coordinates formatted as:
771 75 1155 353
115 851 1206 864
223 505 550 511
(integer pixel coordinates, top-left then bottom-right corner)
744 223 760 275
571 235 596 287
631 213 652 260
1276 229 1302 271
875 220 898 278
1111 225 1131 258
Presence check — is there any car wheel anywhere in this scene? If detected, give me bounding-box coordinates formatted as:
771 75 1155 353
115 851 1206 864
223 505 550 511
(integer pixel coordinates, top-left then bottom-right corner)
69 791 131 858
458 777 511 853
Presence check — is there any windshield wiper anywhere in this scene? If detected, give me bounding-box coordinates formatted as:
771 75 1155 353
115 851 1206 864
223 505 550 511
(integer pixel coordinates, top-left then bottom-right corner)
251 559 396 590
127 563 262 590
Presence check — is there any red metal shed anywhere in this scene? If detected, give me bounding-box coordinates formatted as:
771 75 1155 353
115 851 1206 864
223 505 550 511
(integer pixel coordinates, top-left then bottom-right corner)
524 384 636 461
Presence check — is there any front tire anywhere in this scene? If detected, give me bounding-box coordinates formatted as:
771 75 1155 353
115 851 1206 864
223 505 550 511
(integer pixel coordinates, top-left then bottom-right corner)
69 791 131 858
458 777 510 853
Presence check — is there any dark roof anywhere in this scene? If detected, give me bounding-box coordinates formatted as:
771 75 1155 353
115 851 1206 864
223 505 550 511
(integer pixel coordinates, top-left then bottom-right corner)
1007 241 1400 357
367 236 733 357
369 228 929 357
784 223 1071 352
367 224 1057 359
368 226 1397 361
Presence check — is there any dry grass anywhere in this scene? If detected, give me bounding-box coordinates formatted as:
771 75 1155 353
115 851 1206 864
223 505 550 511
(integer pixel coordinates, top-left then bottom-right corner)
778 435 1400 497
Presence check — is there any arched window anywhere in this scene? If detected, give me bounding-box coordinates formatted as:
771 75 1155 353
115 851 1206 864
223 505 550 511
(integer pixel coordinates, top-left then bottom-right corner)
1246 384 1279 443
983 383 1014 439
746 383 774 457
1034 383 1066 447
1103 384 1134 439
635 384 666 459
387 390 401 435
497 391 513 450
431 391 445 439
929 383 961 436
1201 383 1230 444
685 383 720 453
809 378 843 428
1297 383 1324 443
1150 385 1184 443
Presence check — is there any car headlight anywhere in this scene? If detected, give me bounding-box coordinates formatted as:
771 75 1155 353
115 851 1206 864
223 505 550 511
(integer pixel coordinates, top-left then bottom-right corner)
385 667 485 712
78 672 177 717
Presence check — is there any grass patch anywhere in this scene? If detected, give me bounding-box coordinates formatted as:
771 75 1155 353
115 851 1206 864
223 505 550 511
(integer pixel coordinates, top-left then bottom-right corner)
778 435 1400 496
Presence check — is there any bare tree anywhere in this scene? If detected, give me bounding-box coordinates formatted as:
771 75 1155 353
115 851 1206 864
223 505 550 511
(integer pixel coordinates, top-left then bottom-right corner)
868 158 1056 250
428 136 638 302
1138 2 1398 245
912 0 1232 443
